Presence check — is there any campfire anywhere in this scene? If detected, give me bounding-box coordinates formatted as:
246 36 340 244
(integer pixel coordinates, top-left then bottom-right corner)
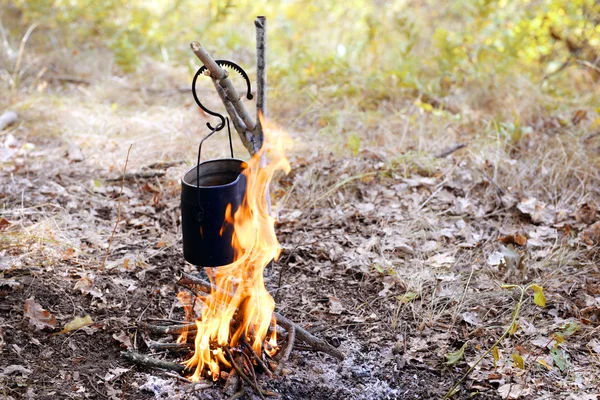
179 115 290 382
122 16 343 398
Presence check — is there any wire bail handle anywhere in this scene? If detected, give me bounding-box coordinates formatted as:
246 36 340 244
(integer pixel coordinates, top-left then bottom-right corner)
191 60 252 220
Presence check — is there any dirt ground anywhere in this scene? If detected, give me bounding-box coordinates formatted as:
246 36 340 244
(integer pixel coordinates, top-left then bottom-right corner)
1 75 600 400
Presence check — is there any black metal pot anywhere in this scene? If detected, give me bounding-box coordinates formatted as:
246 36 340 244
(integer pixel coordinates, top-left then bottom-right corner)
181 158 248 267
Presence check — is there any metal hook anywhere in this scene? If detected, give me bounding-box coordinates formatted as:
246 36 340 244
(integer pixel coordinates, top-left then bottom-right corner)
191 60 253 132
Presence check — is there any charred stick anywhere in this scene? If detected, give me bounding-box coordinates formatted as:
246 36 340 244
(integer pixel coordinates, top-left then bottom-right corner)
147 340 194 351
274 323 295 374
274 313 344 361
121 351 185 374
242 351 264 400
242 337 273 378
225 347 267 400
142 322 197 335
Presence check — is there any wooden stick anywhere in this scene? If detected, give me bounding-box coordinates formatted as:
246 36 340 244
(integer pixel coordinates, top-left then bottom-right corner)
211 78 253 154
190 41 261 154
142 322 197 335
100 144 132 271
275 313 344 361
121 351 185 373
274 323 295 374
254 16 267 153
225 347 267 399
147 340 194 351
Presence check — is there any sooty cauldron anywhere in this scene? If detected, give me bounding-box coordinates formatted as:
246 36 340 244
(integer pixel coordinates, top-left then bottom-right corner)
181 158 247 267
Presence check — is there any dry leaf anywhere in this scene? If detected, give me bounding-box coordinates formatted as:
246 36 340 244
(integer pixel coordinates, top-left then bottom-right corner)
74 275 103 298
113 331 133 350
24 298 57 330
1 365 33 377
512 353 524 369
56 315 93 334
328 296 345 315
517 197 555 224
461 311 482 326
530 284 546 307
497 383 527 399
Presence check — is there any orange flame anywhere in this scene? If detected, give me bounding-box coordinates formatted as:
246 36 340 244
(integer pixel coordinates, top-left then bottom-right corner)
181 115 291 381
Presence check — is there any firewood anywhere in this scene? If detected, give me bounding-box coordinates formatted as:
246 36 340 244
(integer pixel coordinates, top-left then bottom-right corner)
121 351 185 373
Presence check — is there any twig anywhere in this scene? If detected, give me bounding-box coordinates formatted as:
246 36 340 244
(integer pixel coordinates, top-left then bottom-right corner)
309 171 378 208
105 170 165 182
255 16 267 123
121 351 185 373
436 144 467 158
146 160 186 169
100 144 132 270
477 167 506 195
142 322 197 335
274 323 295 375
274 312 344 361
242 336 273 377
147 340 194 351
225 347 267 400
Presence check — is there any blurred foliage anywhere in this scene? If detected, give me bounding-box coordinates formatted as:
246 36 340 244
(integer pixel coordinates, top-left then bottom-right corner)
3 0 599 96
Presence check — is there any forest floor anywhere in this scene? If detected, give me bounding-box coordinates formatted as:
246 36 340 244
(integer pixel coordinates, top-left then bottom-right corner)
1 64 600 400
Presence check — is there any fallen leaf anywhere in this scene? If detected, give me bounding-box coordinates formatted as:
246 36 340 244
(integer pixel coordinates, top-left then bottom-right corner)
428 252 455 268
512 353 524 369
537 359 553 370
497 383 527 399
67 142 84 162
530 284 546 307
550 348 569 371
398 291 419 303
491 346 500 368
55 315 93 335
571 109 587 125
328 296 345 315
446 342 468 366
498 234 527 246
461 311 482 326
588 339 600 354
1 365 33 377
0 218 12 230
24 298 57 330
517 197 555 224
559 321 580 337
74 275 103 298
113 332 133 350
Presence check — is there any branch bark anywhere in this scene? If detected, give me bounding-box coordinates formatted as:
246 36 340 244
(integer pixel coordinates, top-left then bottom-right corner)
190 41 263 155
254 16 267 153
